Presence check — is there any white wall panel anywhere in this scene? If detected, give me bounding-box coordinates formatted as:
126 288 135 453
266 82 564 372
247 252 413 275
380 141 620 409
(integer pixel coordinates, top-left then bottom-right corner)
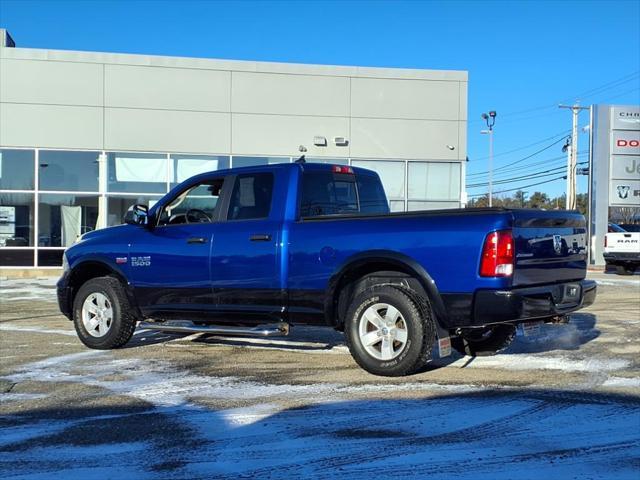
232 113 349 157
0 103 103 149
105 108 230 153
350 118 459 160
105 64 231 112
0 58 102 106
232 72 349 117
351 78 459 120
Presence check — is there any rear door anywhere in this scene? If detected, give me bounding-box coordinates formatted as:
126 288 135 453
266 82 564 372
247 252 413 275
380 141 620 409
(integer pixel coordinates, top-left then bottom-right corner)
210 171 284 318
512 210 588 286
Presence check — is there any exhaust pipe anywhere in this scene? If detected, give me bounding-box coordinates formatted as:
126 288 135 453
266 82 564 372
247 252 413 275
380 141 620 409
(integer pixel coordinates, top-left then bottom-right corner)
138 320 289 337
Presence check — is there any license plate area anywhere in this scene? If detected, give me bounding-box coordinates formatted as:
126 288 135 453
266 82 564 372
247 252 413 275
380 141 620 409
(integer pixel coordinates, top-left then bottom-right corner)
518 320 543 337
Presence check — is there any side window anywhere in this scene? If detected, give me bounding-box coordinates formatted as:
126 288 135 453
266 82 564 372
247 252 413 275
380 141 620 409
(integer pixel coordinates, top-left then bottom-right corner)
300 172 359 217
157 178 225 226
227 173 274 221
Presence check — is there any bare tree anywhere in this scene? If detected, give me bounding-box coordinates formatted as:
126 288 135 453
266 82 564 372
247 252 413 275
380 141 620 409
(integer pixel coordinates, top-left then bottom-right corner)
609 207 640 224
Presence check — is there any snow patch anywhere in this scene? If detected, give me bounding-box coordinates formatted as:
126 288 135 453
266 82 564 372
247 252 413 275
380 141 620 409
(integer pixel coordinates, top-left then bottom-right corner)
602 376 640 388
450 354 630 373
0 324 78 337
0 392 47 403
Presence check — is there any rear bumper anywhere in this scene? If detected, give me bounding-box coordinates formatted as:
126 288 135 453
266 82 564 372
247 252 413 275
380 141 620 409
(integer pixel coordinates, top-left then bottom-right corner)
442 279 597 328
603 252 640 263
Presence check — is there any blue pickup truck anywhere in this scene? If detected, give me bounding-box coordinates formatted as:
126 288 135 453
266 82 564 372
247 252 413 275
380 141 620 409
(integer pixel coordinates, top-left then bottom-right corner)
57 162 596 376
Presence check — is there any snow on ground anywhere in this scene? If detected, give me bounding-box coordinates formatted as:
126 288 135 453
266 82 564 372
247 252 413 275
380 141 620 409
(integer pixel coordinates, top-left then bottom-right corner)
1 387 639 479
1 272 639 478
0 278 58 303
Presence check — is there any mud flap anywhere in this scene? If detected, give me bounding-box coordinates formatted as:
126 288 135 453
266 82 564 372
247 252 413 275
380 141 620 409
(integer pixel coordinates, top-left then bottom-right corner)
435 323 452 358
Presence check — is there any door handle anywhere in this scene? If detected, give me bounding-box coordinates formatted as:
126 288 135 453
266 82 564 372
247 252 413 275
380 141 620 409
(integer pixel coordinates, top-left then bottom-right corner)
187 237 207 244
250 234 272 242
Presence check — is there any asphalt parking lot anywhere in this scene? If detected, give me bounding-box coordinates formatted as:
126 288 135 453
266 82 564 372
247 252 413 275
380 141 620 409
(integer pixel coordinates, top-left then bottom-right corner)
1 271 639 479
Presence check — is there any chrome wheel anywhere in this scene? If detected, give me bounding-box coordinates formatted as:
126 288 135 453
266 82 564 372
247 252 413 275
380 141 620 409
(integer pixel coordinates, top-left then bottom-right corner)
358 303 409 361
81 292 113 338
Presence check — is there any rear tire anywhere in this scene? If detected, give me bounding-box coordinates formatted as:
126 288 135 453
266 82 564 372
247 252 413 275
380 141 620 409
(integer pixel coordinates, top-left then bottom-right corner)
451 324 516 357
344 285 435 377
73 276 137 349
616 264 636 275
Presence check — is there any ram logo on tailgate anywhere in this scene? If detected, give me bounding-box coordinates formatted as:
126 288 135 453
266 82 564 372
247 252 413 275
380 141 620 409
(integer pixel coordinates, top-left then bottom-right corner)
553 235 562 255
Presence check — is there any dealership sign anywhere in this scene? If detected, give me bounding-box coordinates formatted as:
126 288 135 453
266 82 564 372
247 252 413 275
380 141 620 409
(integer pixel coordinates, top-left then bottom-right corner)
609 106 640 207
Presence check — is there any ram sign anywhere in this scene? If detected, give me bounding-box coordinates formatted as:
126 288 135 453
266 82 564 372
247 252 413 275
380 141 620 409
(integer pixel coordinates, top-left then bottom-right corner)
590 104 640 265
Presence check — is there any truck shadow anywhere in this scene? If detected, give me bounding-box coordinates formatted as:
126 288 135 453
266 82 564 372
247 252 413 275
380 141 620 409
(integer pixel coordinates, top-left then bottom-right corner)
2 389 639 479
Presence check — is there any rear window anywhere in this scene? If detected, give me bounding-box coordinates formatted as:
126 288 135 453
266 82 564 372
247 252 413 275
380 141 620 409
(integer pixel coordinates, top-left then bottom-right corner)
300 171 389 218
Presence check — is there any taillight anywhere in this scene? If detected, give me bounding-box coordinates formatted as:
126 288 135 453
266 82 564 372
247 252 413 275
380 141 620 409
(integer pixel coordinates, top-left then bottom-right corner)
480 230 514 277
332 165 354 174
604 235 608 248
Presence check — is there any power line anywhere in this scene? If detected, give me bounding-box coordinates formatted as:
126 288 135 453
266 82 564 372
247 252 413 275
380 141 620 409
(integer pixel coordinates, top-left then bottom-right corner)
468 70 639 125
478 151 588 179
467 162 587 188
468 136 569 176
469 130 570 162
574 71 640 100
467 176 566 198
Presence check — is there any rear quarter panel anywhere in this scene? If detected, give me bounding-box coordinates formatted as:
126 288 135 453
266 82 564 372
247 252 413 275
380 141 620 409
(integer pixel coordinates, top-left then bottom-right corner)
288 211 513 295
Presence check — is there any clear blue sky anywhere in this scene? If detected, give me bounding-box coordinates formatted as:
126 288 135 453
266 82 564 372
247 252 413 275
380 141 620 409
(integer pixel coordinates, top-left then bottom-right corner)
1 0 639 198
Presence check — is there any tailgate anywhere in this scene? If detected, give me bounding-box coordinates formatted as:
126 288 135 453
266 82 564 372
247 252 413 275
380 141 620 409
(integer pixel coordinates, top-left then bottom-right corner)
512 210 587 286
605 233 640 254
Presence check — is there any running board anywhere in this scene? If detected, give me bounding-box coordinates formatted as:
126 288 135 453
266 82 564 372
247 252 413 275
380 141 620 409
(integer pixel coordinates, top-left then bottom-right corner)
138 320 289 337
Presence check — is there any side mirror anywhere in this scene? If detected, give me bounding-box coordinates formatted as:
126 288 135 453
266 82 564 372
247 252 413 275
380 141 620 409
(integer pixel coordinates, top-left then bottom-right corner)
124 204 149 226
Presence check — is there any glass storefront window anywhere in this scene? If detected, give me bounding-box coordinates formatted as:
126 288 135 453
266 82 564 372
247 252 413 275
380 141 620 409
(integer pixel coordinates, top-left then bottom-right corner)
0 193 35 247
0 149 35 190
351 160 405 209
108 152 168 194
37 249 65 267
170 154 230 187
408 201 459 211
0 249 34 267
389 200 405 212
232 156 291 168
304 157 349 165
107 195 162 226
408 162 461 201
39 150 100 192
38 194 98 247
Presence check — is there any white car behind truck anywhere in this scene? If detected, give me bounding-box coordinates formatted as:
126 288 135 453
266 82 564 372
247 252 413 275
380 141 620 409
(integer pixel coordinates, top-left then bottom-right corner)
604 224 640 275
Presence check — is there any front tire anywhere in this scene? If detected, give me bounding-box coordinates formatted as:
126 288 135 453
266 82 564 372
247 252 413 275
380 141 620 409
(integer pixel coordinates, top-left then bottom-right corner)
344 285 435 377
451 324 516 357
73 276 137 349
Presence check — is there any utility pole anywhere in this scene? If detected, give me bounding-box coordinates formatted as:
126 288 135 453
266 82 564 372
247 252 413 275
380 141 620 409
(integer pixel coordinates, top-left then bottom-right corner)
481 111 497 207
559 104 589 210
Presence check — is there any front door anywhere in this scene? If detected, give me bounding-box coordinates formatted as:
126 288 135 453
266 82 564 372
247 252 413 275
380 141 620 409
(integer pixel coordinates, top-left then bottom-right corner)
128 176 229 317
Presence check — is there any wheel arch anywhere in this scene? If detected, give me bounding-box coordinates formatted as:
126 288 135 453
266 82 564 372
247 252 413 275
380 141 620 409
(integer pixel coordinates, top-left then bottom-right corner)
66 259 139 318
326 250 448 330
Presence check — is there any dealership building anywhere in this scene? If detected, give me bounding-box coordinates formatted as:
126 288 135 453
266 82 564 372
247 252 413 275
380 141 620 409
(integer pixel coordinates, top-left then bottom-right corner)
0 29 468 269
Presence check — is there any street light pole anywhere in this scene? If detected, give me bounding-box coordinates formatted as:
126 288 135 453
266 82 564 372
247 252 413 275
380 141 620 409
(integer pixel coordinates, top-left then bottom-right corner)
481 111 497 207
